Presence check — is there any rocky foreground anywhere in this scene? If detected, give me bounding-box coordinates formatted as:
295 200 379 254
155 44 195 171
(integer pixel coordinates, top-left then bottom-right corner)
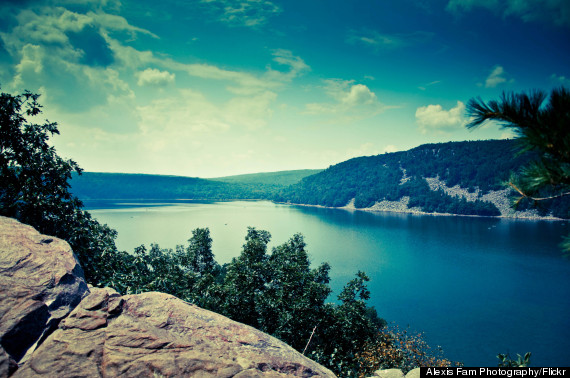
0 216 335 377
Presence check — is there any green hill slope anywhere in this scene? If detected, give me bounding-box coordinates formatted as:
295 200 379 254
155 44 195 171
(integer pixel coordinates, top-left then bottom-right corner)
70 170 321 201
278 139 569 218
211 169 323 186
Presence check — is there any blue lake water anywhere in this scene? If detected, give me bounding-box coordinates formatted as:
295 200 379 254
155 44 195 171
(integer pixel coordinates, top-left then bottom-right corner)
86 200 570 367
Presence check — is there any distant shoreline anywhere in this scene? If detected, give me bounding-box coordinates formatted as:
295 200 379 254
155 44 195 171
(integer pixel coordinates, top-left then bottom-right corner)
82 198 565 222
275 200 565 222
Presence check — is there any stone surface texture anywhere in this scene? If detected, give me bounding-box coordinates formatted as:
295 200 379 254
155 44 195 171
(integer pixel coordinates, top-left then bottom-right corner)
0 216 88 366
373 368 420 378
373 368 405 378
0 216 335 377
15 288 335 377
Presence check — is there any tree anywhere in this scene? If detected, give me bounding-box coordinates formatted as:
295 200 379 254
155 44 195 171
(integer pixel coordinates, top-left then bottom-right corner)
310 271 386 376
221 227 272 327
255 233 332 350
186 227 217 274
466 87 570 251
0 88 123 285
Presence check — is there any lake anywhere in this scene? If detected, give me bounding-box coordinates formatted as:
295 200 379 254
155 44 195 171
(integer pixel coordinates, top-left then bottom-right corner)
86 199 570 367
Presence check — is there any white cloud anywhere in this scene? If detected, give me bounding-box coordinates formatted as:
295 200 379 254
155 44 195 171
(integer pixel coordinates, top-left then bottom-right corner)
551 73 570 85
500 131 516 139
224 91 277 129
83 66 134 99
342 143 399 162
55 0 122 13
9 8 92 45
418 80 441 91
344 84 376 105
446 0 498 14
347 29 434 51
447 0 570 27
159 50 308 95
305 79 387 120
416 101 467 134
481 65 513 88
383 145 399 153
202 0 281 27
163 59 277 94
137 89 229 137
105 38 154 68
3 6 155 55
344 142 380 160
132 88 278 174
267 49 310 81
11 43 44 88
0 3 157 99
137 87 276 137
137 68 175 86
87 11 159 39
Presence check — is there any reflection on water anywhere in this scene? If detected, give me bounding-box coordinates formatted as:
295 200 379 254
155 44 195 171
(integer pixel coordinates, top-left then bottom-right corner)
86 200 570 367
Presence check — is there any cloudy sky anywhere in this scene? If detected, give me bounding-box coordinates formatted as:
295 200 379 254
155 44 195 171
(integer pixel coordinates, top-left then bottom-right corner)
1 0 569 177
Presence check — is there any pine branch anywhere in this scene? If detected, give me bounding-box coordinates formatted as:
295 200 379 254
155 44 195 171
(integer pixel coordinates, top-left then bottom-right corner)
508 181 570 201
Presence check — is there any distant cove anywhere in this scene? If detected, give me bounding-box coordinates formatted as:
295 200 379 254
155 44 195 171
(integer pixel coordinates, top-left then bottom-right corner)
86 199 570 367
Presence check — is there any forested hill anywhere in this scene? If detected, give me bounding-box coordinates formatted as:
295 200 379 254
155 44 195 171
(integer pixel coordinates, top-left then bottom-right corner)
210 169 322 186
70 169 319 200
277 139 569 218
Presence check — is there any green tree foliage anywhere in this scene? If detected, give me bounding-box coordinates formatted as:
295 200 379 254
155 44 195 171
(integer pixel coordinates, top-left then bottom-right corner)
70 172 288 201
356 324 458 374
221 227 272 326
185 227 217 274
255 233 332 350
310 271 386 374
497 352 531 367
466 87 570 250
0 88 124 285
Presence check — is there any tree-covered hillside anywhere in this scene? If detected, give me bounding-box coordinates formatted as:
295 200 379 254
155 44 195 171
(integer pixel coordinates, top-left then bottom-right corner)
70 169 321 200
211 169 322 186
278 139 569 218
71 172 276 200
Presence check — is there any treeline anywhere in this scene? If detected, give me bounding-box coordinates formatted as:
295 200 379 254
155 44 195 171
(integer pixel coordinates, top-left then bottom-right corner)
211 169 323 186
70 171 315 200
70 172 281 200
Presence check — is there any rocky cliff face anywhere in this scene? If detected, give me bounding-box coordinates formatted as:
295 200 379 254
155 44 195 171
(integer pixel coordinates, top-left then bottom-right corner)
0 216 335 377
0 217 88 376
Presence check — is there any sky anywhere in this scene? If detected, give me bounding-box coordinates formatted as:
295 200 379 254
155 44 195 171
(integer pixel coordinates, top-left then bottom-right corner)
1 0 569 178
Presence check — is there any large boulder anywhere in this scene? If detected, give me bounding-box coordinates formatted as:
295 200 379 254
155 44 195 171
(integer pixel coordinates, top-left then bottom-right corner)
0 216 335 377
16 288 335 377
0 216 88 368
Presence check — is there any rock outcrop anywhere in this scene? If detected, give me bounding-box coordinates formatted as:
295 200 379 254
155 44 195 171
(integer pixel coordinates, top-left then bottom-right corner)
0 216 88 371
0 216 335 377
372 368 420 378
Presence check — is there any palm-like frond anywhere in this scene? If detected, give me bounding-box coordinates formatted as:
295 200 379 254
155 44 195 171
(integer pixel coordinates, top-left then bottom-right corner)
466 89 547 131
466 87 570 188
